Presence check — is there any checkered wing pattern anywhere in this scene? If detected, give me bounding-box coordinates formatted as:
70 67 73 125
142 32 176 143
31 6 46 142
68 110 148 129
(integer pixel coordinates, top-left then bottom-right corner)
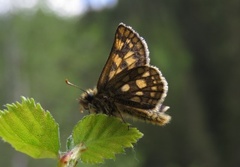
97 23 150 90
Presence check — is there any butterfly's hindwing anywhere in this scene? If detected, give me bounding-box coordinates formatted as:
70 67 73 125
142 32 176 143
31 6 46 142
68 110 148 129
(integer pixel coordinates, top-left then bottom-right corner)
106 66 168 110
115 103 171 126
97 23 149 90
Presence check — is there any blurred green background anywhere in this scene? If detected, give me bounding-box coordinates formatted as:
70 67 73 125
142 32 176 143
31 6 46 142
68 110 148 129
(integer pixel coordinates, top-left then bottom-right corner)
0 0 240 167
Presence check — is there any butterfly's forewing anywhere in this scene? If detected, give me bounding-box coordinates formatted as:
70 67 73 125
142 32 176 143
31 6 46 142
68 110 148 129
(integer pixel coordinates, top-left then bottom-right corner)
106 66 168 110
97 23 149 90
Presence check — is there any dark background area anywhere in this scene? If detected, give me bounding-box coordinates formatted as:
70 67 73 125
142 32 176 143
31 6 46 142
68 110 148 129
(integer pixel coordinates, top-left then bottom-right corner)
0 0 239 166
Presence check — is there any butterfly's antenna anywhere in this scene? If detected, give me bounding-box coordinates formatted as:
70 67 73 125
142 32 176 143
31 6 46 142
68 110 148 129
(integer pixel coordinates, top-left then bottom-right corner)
65 79 86 92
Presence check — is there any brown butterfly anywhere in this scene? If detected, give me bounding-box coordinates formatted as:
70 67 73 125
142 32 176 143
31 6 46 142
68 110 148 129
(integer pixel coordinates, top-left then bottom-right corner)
79 23 170 126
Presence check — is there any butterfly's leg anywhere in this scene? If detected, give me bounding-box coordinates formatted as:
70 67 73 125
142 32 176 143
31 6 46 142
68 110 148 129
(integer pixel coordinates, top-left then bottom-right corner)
116 109 126 123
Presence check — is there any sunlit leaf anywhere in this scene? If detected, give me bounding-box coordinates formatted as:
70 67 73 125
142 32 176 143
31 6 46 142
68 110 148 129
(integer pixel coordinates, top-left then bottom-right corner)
72 114 143 164
0 97 60 159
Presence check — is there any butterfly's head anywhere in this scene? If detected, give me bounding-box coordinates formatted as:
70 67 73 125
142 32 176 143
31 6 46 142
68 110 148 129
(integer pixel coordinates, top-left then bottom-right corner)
79 88 97 112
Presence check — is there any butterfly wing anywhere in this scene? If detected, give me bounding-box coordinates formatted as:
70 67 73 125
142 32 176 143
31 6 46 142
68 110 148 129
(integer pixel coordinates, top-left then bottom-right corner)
106 66 168 110
97 23 149 90
114 103 171 126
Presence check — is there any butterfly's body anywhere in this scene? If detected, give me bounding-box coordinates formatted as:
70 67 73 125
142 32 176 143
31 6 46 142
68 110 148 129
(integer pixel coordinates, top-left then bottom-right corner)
80 88 115 115
79 23 171 126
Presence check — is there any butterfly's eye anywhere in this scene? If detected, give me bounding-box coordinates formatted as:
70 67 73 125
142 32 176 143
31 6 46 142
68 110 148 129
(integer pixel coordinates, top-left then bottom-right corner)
85 93 94 102
79 88 97 110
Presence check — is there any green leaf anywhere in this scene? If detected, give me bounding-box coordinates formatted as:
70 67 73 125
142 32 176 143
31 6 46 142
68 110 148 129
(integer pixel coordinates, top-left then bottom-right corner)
72 114 143 164
0 96 60 159
66 135 74 151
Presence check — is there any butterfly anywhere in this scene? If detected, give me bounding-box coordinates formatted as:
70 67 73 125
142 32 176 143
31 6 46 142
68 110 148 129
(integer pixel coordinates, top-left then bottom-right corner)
79 23 171 126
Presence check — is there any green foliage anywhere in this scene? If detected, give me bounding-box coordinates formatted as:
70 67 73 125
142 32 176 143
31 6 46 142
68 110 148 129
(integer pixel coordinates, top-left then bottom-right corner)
71 114 143 164
0 97 143 166
0 97 60 159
